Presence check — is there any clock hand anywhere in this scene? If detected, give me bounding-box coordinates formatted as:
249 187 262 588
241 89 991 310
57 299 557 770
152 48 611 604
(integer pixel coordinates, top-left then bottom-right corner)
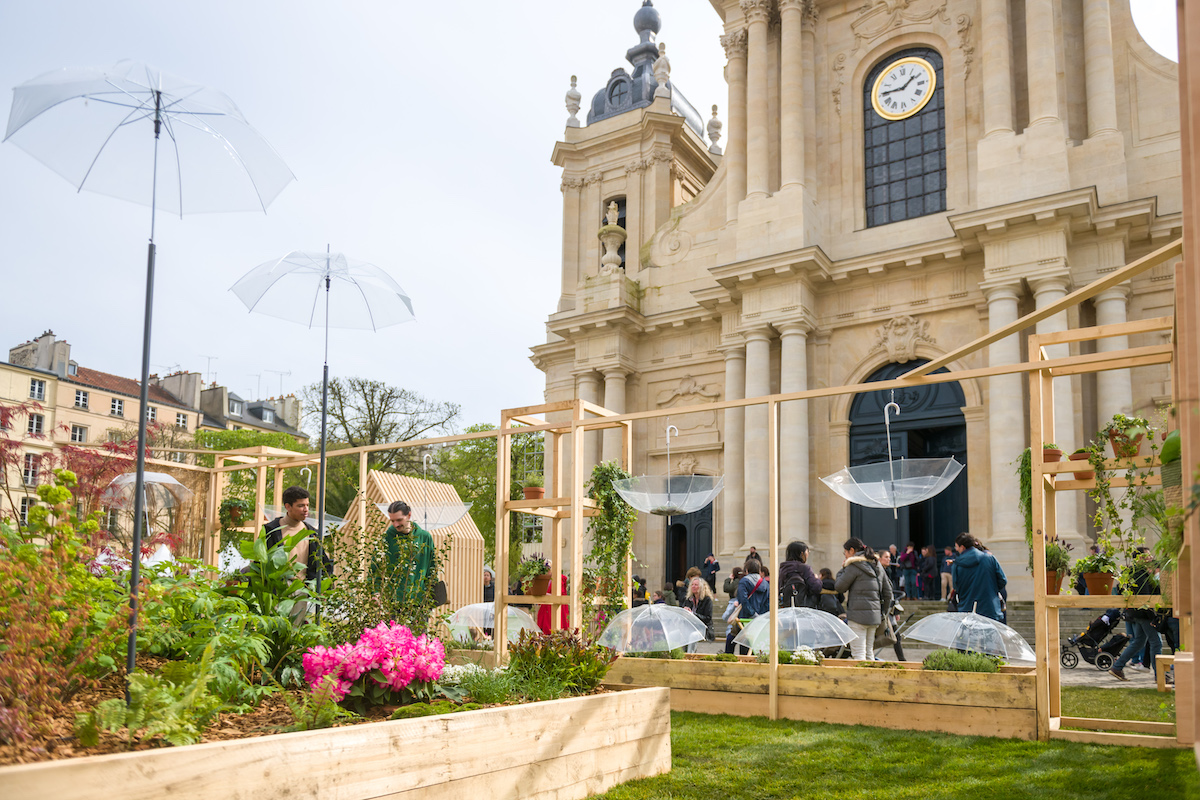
883 75 918 96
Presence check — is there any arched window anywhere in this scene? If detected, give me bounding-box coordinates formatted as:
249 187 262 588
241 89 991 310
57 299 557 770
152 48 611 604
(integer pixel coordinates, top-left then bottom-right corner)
863 48 946 227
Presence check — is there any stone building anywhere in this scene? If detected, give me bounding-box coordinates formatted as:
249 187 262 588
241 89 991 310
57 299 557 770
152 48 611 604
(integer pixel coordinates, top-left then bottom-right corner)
531 0 1181 597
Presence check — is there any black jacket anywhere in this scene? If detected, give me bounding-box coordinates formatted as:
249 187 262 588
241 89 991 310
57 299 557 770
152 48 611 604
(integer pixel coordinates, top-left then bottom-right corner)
263 516 333 583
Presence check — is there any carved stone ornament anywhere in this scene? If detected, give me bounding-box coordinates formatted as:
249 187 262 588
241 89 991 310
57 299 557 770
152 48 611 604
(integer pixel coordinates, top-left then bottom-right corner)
957 14 974 78
675 453 699 475
720 29 748 60
831 52 847 115
565 75 582 127
655 375 721 434
707 104 723 154
868 315 936 364
741 0 773 25
561 175 585 191
653 43 671 98
598 202 627 276
852 0 950 52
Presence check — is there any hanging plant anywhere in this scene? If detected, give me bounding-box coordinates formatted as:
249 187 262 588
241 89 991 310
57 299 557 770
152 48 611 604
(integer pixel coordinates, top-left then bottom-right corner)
1016 447 1034 572
585 461 638 629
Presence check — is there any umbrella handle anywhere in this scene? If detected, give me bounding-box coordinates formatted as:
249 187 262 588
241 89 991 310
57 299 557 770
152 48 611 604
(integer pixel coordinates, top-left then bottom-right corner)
883 402 900 519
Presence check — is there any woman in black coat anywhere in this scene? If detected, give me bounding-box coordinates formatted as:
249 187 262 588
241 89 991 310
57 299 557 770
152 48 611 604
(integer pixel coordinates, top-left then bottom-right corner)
682 576 715 652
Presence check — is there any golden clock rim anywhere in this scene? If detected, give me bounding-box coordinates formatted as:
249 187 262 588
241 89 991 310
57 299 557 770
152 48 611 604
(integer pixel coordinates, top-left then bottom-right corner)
870 56 937 121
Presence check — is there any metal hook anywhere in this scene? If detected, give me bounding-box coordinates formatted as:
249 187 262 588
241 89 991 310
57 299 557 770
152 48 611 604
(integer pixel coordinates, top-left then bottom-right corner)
883 401 900 520
300 466 312 490
423 452 433 472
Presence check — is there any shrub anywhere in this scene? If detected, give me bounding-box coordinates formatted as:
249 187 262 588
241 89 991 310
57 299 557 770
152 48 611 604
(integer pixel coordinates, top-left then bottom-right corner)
507 629 616 698
283 675 356 732
302 622 446 714
712 652 740 662
460 668 517 705
921 648 1001 673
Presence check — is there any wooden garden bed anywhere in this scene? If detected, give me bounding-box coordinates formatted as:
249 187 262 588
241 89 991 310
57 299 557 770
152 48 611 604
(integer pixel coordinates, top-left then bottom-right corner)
605 657 1037 740
1 687 671 800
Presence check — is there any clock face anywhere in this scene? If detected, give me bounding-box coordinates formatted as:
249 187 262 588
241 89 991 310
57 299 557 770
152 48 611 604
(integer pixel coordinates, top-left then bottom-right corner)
871 56 936 121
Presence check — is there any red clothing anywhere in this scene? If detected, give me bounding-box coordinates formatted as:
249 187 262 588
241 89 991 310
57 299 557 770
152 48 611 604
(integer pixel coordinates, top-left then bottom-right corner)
537 575 570 634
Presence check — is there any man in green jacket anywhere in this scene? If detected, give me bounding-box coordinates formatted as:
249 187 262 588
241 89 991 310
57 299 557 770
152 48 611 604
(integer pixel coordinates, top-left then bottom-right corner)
381 500 435 607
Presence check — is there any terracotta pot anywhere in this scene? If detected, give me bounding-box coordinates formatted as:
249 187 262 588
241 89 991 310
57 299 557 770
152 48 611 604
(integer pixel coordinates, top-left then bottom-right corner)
528 573 552 596
1107 430 1144 459
225 506 245 526
1045 571 1063 596
1067 452 1094 481
1042 448 1064 463
1082 572 1114 596
523 486 545 501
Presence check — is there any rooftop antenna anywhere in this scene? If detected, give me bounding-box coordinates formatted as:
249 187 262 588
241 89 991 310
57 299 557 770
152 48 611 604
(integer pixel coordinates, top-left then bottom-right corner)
201 355 219 383
251 372 263 399
264 369 292 396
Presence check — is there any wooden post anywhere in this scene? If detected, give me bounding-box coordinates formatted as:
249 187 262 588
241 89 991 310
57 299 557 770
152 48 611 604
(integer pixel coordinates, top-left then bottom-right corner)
570 402 586 633
273 467 282 510
495 411 513 660
623 418 634 601
358 451 368 540
767 399 779 720
550 424 563 632
203 468 219 567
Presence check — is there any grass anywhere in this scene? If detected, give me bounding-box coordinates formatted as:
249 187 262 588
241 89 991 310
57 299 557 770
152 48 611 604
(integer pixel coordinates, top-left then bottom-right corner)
1061 686 1175 726
592 711 1199 800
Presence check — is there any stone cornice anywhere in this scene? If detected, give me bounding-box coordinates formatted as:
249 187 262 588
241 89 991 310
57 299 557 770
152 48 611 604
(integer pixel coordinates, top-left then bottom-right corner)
949 187 1100 243
552 104 710 168
830 237 965 283
705 245 834 297
529 339 575 373
546 305 646 339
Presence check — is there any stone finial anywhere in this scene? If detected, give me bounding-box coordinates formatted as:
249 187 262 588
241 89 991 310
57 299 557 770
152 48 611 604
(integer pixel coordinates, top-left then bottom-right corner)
598 201 628 276
605 200 620 227
565 75 582 128
707 104 723 155
653 42 671 98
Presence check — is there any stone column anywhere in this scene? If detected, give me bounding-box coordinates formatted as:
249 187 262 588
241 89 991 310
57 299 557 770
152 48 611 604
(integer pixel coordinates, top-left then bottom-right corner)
1094 286 1134 421
602 368 628 467
779 323 809 548
743 0 771 199
1032 277 1083 546
985 285 1026 563
981 0 1013 136
723 346 747 554
559 178 582 311
743 327 772 550
1083 0 1119 137
721 30 748 219
576 371 602 474
779 0 805 191
1025 0 1061 127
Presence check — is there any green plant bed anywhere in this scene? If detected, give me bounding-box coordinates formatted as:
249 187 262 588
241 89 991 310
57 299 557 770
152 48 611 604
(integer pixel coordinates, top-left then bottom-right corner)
589 711 1199 800
388 699 482 719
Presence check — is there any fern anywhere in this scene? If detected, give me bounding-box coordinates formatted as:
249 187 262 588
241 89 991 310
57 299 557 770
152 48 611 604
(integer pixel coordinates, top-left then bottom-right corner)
283 675 355 732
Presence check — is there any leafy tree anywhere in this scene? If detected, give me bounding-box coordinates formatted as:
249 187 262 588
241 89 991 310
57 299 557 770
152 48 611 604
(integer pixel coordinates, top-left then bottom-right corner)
0 399 61 533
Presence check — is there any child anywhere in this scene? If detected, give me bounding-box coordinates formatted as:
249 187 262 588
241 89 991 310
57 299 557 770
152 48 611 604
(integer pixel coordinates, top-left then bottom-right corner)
818 567 844 618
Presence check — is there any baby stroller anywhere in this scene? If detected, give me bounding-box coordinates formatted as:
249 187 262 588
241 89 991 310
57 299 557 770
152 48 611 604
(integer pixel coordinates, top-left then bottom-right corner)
1060 608 1130 671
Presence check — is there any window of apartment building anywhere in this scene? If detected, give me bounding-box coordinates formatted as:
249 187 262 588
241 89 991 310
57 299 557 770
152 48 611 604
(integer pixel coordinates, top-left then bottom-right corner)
176 412 187 429
146 406 157 422
75 389 89 409
70 424 87 443
111 398 124 417
20 497 33 525
229 399 243 417
169 451 187 464
105 508 120 534
23 453 38 485
29 378 46 401
262 408 275 424
107 430 122 443
27 413 44 436
67 364 78 376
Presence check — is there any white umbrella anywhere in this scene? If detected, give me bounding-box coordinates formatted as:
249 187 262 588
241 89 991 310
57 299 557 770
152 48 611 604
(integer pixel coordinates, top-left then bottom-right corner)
597 604 707 653
447 603 539 643
100 471 193 511
903 611 1036 662
732 607 856 653
611 423 724 516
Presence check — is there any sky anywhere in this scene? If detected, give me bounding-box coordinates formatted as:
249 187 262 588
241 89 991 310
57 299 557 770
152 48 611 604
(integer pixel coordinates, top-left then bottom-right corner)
0 1 1177 434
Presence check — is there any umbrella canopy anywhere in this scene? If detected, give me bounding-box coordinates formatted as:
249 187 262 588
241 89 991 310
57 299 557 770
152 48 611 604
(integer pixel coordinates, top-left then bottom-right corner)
611 474 725 517
820 457 963 510
230 251 414 331
5 60 293 214
732 607 856 653
903 611 1036 662
447 603 539 643
100 471 193 510
374 502 470 532
596 603 707 653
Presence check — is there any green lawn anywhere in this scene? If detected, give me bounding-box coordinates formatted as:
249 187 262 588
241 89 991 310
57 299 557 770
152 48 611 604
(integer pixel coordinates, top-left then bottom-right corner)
594 709 1199 800
1061 686 1174 726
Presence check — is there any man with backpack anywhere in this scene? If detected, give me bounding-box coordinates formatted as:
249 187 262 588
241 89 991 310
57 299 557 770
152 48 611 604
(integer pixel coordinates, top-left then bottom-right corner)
778 540 823 608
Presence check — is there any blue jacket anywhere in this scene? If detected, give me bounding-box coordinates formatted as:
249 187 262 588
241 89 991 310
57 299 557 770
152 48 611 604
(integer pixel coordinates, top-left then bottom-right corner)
951 547 1007 620
736 573 770 619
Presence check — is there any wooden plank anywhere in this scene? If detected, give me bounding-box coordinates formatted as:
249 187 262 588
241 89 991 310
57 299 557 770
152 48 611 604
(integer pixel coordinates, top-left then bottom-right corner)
1046 351 1172 377
1158 654 1175 693
767 399 780 720
1049 728 1187 749
1059 716 1176 735
1045 595 1164 608
504 497 598 510
901 238 1182 378
1031 316 1175 346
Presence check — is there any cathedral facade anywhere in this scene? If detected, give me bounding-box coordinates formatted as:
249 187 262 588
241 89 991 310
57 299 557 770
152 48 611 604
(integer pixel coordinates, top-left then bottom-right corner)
532 0 1181 597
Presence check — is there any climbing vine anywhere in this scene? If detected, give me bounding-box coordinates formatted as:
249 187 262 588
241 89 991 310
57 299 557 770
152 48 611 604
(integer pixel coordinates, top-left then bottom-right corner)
584 461 638 630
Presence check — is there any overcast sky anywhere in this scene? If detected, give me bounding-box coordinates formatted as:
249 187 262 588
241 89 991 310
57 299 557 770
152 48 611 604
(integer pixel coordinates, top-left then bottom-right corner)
0 1 1177 432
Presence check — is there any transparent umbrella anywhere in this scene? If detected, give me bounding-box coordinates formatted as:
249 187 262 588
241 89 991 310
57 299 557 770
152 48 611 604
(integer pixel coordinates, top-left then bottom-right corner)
732 607 856 653
612 423 724 516
231 249 415 598
903 612 1036 662
372 452 471 531
596 603 707 653
5 59 294 694
820 400 963 518
100 472 193 511
447 603 539 643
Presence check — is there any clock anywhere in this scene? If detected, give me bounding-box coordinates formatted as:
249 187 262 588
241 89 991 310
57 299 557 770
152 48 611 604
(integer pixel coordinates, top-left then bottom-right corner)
870 56 936 121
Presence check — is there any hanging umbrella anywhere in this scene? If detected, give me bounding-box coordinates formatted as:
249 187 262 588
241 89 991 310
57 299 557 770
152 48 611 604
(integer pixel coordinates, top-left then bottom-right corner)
903 611 1036 662
447 602 539 643
820 399 963 518
612 422 724 516
732 607 856 654
596 603 707 653
4 60 294 695
371 452 471 531
100 471 193 511
230 249 415 597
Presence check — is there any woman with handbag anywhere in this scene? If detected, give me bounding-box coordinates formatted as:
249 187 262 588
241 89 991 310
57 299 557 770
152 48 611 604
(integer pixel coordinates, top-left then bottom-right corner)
682 577 714 652
835 538 893 661
725 559 770 654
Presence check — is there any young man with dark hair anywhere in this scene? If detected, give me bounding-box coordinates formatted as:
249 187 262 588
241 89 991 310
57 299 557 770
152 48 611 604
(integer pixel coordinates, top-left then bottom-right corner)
261 485 333 621
382 499 435 606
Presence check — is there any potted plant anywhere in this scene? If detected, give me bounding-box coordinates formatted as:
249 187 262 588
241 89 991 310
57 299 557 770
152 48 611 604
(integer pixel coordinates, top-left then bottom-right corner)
219 497 251 528
1042 442 1063 463
522 473 545 501
1072 545 1118 596
1043 536 1073 595
516 552 552 596
1068 447 1093 481
1105 413 1150 459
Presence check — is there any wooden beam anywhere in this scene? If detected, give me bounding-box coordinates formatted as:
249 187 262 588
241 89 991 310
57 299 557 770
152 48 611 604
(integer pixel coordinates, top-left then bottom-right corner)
901 238 1182 378
1032 316 1174 346
767 399 779 721
1048 728 1186 749
1045 594 1164 608
1058 717 1176 735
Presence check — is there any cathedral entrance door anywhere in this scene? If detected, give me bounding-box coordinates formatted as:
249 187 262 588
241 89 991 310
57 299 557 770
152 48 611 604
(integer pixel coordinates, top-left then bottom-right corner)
848 361 968 554
663 501 713 589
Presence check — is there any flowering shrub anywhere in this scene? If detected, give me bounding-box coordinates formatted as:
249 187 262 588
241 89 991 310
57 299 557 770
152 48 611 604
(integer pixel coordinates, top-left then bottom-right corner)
303 622 445 712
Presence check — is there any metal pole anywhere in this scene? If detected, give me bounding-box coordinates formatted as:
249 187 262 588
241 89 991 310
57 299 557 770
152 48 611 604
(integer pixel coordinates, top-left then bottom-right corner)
314 252 330 615
126 89 163 702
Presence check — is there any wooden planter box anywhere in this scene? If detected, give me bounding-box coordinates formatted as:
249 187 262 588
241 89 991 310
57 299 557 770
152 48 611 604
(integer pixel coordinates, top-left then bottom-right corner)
606 657 1037 740
2 687 670 800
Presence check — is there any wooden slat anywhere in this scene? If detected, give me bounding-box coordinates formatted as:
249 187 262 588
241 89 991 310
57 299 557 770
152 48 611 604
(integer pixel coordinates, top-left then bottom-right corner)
1049 728 1186 749
1031 315 1174 346
1045 595 1164 608
1059 716 1176 735
901 238 1182 378
1158 654 1175 693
